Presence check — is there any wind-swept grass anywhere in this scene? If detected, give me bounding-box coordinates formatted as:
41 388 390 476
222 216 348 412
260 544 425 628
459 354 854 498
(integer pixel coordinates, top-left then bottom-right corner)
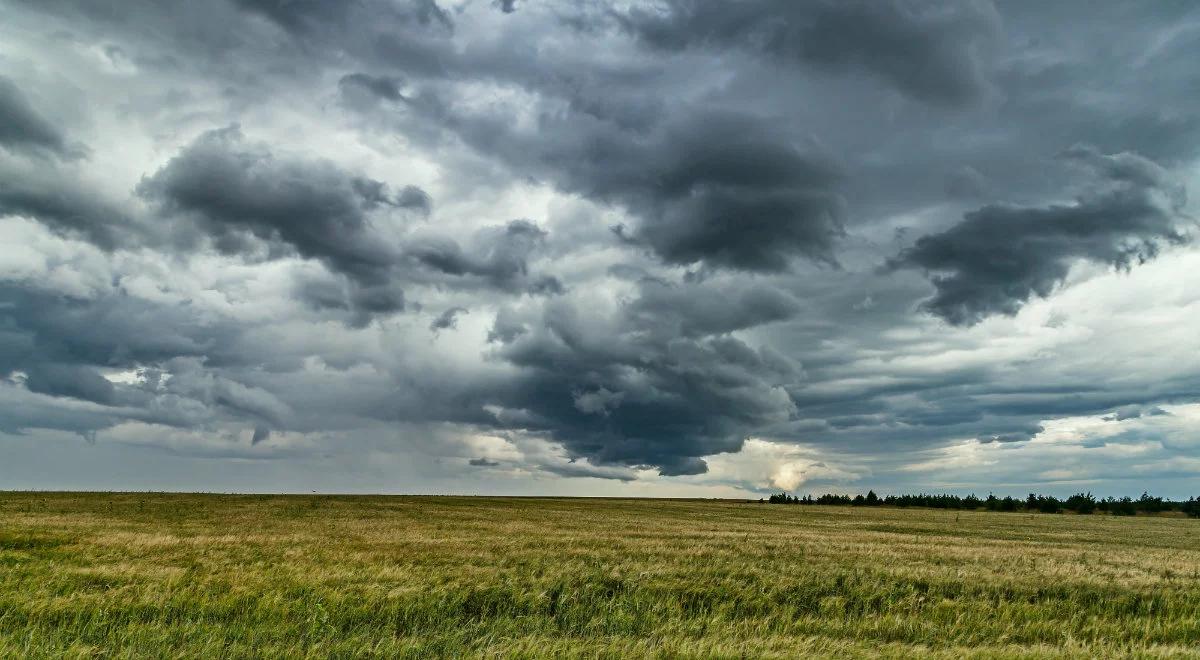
1 493 1198 657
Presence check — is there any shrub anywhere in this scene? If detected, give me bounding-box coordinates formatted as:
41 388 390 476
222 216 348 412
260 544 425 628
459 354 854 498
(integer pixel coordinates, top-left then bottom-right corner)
1183 498 1200 518
764 490 1194 517
1104 497 1137 516
1137 492 1168 513
1064 493 1096 514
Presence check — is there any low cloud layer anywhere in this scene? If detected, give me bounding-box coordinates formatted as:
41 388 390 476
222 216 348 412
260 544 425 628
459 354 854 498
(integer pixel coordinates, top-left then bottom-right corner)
1 0 1199 496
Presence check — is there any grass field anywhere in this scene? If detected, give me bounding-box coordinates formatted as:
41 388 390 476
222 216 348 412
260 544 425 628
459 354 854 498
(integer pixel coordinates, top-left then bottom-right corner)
2 493 1199 658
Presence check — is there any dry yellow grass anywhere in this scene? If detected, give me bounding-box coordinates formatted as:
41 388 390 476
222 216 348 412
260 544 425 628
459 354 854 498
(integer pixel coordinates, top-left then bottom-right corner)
2 493 1199 658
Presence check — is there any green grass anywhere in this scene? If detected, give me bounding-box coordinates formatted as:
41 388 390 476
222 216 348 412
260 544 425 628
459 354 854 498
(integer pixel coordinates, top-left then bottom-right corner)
1 493 1199 658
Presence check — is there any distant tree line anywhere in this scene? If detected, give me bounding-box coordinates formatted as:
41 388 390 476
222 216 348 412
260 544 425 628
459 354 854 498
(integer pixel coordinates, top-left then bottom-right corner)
764 490 1200 516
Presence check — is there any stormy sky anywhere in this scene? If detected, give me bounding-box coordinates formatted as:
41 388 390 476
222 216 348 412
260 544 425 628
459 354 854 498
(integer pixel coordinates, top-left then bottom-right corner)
2 0 1199 497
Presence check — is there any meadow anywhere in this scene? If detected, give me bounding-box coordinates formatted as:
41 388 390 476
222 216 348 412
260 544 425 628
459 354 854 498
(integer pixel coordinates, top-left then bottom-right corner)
1 493 1199 658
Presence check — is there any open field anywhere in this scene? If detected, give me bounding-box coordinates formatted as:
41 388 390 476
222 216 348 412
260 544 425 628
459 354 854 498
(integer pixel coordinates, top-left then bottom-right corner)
1 493 1199 658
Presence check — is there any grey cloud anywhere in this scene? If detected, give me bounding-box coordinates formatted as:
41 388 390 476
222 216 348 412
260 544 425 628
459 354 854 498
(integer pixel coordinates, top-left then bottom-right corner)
396 185 432 215
208 379 291 427
0 383 125 438
0 156 131 249
236 0 453 35
468 457 499 467
233 0 456 81
539 459 637 482
625 278 803 337
978 424 1043 444
945 166 989 200
251 425 270 444
0 76 80 158
486 307 527 344
350 178 431 216
430 306 467 332
891 147 1188 325
572 387 623 416
0 284 224 372
1104 405 1170 422
407 220 564 295
23 363 116 406
339 73 405 102
234 0 354 34
617 0 999 107
293 274 406 327
423 100 847 271
0 284 292 436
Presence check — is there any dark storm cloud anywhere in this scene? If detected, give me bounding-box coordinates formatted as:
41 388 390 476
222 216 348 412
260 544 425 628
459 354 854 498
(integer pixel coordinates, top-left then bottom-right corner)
139 127 557 314
626 118 846 271
139 126 405 280
236 1 862 272
0 75 79 158
137 126 429 318
891 147 1189 325
616 0 999 107
479 278 803 475
421 99 847 271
